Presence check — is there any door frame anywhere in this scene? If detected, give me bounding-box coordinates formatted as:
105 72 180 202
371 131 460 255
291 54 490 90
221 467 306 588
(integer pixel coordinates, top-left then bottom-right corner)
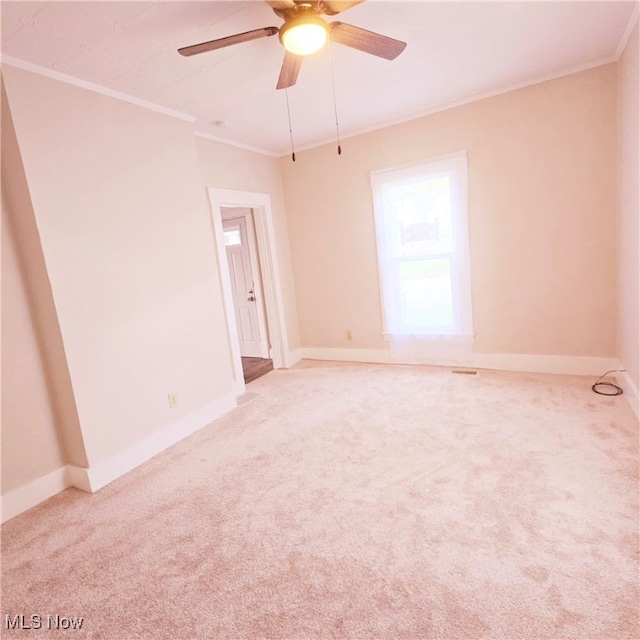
207 188 290 396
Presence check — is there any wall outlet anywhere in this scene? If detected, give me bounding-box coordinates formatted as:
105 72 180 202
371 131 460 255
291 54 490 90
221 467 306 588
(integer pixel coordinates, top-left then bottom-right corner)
168 392 178 409
346 330 353 341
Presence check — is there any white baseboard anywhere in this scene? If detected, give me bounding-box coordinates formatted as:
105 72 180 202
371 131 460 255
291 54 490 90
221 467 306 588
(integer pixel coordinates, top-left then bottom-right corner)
83 392 236 492
284 348 303 368
1 466 69 523
470 353 620 377
616 370 640 420
65 465 92 493
301 347 392 364
300 347 618 377
1 392 237 521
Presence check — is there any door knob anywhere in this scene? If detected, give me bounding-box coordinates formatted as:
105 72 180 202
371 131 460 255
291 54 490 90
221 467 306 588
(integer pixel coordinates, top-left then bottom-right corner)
248 296 256 302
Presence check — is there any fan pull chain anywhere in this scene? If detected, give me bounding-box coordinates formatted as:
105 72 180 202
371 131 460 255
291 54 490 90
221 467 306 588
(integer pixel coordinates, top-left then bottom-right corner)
285 88 296 162
328 41 342 156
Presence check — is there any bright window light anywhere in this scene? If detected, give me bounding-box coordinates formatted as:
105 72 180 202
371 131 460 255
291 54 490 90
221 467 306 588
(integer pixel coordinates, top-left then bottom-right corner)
370 153 474 365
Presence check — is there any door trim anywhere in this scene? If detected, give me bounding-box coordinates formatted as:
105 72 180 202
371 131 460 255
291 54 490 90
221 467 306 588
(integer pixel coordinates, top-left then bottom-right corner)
207 188 290 396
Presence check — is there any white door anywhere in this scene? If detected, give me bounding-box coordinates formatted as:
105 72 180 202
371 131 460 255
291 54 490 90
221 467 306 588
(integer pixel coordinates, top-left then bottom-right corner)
222 216 265 358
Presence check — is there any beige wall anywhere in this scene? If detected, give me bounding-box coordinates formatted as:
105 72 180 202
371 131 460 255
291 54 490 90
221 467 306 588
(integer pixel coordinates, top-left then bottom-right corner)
617 19 639 398
2 204 66 491
1 67 301 496
281 64 619 359
195 137 300 354
2 77 88 493
2 65 233 469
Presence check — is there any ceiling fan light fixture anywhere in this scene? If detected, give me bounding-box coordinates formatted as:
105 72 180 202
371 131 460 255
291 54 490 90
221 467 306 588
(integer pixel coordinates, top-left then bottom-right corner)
280 17 328 56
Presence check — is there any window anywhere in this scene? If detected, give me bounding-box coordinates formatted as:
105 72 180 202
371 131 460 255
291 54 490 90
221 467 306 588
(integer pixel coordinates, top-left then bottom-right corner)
223 228 241 246
370 153 473 363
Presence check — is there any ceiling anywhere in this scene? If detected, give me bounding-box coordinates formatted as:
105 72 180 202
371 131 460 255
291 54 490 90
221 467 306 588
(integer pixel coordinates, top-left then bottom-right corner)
1 1 637 156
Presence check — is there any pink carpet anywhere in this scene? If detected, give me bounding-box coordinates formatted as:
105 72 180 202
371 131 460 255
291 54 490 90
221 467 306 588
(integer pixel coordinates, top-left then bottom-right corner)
2 361 638 639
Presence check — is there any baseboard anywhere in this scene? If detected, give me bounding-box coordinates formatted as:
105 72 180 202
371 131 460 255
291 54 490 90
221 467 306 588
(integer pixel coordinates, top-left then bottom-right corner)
301 347 392 364
300 347 618 376
1 393 237 521
616 370 640 420
65 465 92 493
470 354 619 377
284 348 303 368
83 392 237 492
1 467 70 523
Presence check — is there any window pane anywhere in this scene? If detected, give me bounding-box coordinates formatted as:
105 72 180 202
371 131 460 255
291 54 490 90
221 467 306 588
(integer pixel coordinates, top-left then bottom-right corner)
388 174 453 258
224 229 241 246
399 258 453 329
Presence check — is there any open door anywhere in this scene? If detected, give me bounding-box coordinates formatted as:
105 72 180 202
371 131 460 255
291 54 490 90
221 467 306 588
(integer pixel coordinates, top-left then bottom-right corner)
222 212 270 359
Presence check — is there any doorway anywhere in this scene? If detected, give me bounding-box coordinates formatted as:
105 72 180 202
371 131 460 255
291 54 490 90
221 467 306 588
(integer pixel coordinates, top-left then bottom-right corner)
208 188 290 397
221 208 273 384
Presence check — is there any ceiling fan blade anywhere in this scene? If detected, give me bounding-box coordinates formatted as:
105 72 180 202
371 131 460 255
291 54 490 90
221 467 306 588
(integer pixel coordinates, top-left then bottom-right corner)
266 0 296 20
328 21 406 60
178 27 278 57
320 0 365 16
276 51 303 90
265 0 296 10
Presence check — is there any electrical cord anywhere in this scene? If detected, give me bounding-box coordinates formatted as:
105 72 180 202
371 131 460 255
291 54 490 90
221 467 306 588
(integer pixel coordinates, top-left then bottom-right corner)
591 369 625 396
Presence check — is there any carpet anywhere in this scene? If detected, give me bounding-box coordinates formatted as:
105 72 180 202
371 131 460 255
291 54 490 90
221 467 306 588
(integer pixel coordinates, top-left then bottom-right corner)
2 361 638 639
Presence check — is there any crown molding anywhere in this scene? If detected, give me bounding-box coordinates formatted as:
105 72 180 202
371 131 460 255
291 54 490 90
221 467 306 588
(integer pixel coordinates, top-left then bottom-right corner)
194 130 278 158
616 2 639 60
281 57 619 158
1 55 196 123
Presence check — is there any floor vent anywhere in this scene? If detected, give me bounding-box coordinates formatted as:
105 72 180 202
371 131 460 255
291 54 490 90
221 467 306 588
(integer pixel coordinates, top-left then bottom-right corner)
237 392 262 406
451 369 478 375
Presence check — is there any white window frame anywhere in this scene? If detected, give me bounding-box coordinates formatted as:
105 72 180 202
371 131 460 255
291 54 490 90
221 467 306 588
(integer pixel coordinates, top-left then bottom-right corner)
370 152 474 341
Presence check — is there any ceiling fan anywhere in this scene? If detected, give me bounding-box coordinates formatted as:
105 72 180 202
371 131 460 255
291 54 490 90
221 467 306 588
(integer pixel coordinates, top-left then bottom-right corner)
178 0 407 90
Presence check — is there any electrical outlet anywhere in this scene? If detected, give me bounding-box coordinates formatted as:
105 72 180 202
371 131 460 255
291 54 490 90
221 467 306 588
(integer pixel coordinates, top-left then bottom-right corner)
346 330 353 341
168 392 178 409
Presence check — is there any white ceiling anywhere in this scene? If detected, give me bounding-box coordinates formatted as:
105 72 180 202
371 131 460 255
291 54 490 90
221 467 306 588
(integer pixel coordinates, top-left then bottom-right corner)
1 1 637 156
